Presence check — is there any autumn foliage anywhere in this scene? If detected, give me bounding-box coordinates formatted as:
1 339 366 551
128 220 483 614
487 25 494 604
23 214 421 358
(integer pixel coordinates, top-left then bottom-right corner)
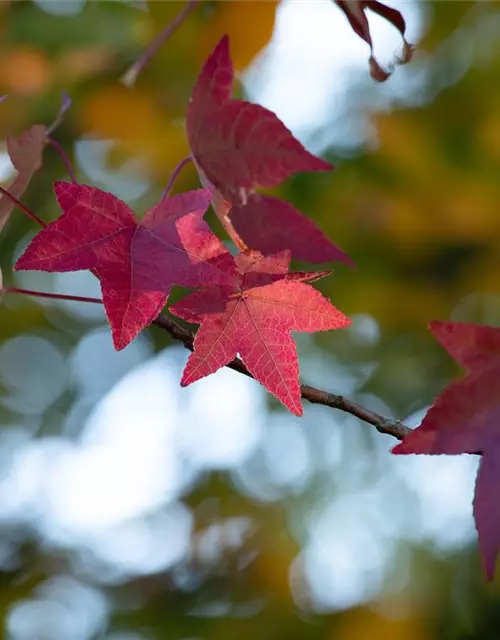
2 0 500 587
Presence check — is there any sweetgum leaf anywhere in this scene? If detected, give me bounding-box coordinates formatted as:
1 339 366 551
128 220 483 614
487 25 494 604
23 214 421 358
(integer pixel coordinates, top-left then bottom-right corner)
15 182 235 350
229 194 354 266
0 125 46 234
392 321 500 580
187 35 332 203
170 249 350 416
334 1 413 81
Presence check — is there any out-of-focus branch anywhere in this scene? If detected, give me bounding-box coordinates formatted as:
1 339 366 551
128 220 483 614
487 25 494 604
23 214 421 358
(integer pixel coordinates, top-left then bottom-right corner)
121 0 200 87
153 313 412 440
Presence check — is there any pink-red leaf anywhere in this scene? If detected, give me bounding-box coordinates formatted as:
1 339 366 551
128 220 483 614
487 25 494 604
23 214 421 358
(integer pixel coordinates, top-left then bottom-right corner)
430 320 500 372
0 125 46 234
229 194 354 266
392 321 500 580
170 250 350 416
187 35 332 203
190 34 234 106
15 182 235 350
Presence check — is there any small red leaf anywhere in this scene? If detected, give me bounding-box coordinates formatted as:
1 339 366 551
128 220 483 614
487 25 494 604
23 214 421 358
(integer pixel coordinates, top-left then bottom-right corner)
15 182 235 350
170 250 350 415
392 321 500 580
335 1 413 82
229 194 354 266
187 36 332 203
0 125 46 234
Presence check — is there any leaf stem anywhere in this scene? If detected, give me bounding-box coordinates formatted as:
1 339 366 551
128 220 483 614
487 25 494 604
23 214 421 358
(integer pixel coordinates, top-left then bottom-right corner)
0 186 46 227
162 156 193 199
47 138 78 183
211 189 248 252
121 0 200 87
152 312 412 440
5 287 103 305
46 91 72 136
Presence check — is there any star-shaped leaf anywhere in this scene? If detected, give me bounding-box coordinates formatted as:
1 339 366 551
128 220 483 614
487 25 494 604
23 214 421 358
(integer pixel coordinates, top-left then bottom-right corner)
15 182 235 349
229 194 354 266
392 321 500 580
170 249 350 416
186 35 332 203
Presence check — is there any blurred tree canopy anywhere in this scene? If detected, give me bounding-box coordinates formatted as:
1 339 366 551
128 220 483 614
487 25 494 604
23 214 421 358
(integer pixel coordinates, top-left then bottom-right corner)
1 1 500 639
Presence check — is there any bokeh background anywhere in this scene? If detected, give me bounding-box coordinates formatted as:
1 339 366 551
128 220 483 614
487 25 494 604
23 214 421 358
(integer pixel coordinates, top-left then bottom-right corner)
0 0 499 638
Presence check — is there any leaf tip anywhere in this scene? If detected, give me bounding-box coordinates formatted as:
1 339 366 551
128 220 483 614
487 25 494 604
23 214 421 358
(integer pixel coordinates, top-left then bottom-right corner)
316 158 334 173
111 334 128 352
399 41 415 66
210 34 231 65
391 441 404 454
290 401 303 417
369 56 391 83
428 319 453 340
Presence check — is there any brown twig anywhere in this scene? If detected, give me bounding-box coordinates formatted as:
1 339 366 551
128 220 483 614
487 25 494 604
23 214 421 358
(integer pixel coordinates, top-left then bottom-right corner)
5 281 410 439
152 313 412 441
121 0 200 87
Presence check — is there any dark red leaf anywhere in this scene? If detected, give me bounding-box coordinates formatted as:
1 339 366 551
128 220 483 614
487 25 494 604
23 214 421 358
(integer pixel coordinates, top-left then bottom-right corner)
15 182 234 350
187 35 332 203
189 34 234 106
392 321 500 580
170 249 350 416
229 194 354 267
334 1 413 82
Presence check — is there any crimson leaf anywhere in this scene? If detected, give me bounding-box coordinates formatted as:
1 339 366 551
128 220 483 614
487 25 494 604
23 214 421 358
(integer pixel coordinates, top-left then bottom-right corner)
392 321 500 580
187 35 332 203
170 249 350 416
229 194 354 266
15 182 234 350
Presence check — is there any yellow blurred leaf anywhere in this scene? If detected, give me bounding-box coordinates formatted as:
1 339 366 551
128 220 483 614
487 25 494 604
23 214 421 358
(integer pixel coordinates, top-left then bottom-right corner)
82 85 189 178
336 605 427 640
56 46 115 84
1 47 51 96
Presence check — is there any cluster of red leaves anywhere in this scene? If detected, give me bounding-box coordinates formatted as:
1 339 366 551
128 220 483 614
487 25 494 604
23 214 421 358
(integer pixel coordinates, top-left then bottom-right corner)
14 36 352 417
332 0 500 582
4 19 500 583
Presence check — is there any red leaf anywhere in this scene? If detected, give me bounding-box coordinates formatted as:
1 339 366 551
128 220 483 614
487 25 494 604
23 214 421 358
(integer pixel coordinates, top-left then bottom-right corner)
229 194 354 267
15 182 235 350
187 35 332 203
0 125 46 234
170 249 350 416
334 1 413 82
392 321 500 580
190 34 234 106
